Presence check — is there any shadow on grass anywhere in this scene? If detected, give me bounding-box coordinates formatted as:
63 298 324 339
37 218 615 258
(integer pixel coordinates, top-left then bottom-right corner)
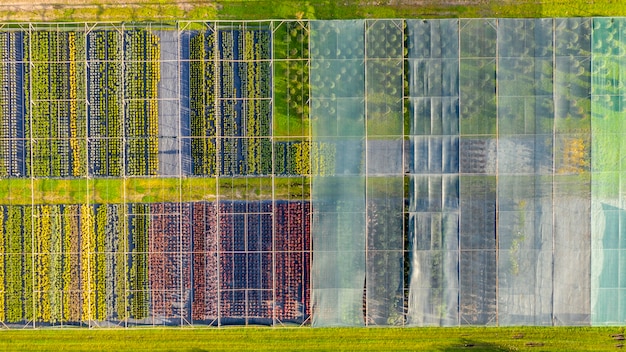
439 339 512 352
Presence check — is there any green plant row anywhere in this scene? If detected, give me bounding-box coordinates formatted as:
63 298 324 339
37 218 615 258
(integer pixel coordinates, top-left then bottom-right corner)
124 30 160 176
243 30 272 175
0 204 130 324
64 205 81 321
219 30 240 175
189 28 275 176
4 206 34 322
189 31 217 176
0 32 26 177
88 31 124 176
274 141 310 175
24 31 87 178
129 203 149 319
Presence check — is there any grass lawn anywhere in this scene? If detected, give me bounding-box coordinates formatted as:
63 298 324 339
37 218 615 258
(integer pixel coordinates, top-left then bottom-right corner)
0 177 309 204
1 0 626 22
0 326 623 351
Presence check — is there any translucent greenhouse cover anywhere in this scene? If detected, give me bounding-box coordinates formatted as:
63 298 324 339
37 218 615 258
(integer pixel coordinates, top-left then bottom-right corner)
591 17 626 324
310 20 367 326
310 18 601 326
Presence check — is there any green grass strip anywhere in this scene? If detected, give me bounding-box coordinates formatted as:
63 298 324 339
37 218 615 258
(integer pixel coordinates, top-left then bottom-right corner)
0 326 623 351
0 177 310 205
2 1 626 22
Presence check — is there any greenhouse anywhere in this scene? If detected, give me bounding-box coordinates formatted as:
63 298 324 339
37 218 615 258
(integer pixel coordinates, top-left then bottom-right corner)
0 18 621 327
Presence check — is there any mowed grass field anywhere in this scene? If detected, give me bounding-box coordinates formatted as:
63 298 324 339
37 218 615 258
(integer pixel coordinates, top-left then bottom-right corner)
0 0 625 22
0 326 624 351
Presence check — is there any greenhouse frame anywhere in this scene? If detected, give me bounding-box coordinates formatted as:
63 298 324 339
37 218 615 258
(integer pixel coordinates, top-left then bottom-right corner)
0 18 620 327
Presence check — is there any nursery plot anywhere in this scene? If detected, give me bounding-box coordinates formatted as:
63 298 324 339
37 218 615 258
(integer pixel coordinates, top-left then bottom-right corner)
78 203 105 324
184 22 273 177
86 26 161 178
126 203 150 324
0 21 306 327
86 29 123 177
94 203 127 323
274 200 311 323
217 23 272 176
274 138 311 176
31 177 88 316
273 170 312 324
217 199 274 323
216 182 273 323
273 155 311 323
0 32 26 177
3 205 33 325
123 29 160 177
190 202 219 322
148 202 192 323
0 200 312 326
1 204 105 325
185 27 218 176
26 29 87 178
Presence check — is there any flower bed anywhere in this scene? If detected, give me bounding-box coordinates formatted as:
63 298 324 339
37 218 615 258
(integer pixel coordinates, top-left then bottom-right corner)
0 199 311 324
189 31 217 176
87 31 123 176
128 204 150 320
190 202 218 321
124 30 160 176
148 202 192 319
0 32 26 177
25 31 86 177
